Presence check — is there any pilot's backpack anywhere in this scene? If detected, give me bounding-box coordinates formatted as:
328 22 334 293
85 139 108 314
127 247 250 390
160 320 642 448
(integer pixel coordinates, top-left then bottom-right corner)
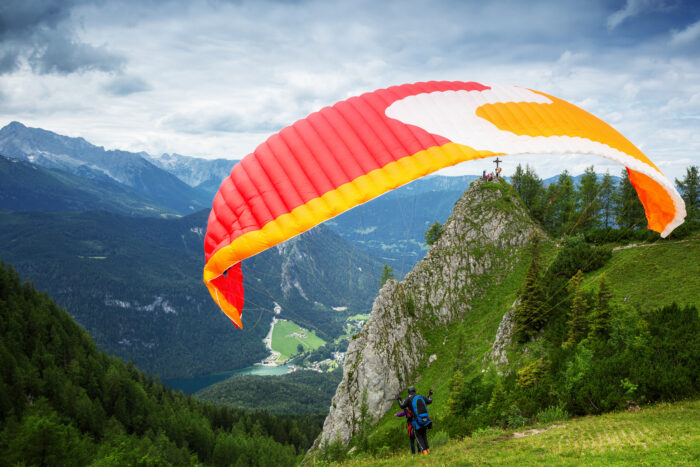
411 395 432 430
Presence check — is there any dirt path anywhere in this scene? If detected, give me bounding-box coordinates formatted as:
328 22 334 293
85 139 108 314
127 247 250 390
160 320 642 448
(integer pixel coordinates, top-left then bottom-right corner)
612 238 690 251
511 423 567 439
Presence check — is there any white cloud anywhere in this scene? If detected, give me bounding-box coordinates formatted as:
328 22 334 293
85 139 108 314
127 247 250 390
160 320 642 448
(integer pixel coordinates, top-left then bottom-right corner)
669 19 700 46
607 0 658 30
102 74 151 96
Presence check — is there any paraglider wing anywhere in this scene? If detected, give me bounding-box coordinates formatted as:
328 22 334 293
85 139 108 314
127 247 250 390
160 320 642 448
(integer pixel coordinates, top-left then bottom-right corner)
203 81 686 328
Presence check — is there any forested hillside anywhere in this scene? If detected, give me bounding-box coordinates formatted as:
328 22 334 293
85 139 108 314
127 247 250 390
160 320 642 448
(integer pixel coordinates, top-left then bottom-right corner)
197 368 343 415
0 155 175 216
0 210 381 378
0 263 323 465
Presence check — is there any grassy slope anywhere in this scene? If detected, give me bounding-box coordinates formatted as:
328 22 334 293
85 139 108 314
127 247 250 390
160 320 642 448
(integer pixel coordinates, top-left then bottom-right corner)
345 399 700 466
585 234 700 310
341 230 698 464
272 319 327 361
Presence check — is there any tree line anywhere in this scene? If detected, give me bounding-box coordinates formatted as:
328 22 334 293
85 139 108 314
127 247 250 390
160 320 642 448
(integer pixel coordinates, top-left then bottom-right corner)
510 164 699 240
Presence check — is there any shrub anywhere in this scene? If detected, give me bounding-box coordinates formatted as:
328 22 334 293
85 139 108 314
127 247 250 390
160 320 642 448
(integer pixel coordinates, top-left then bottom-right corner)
374 445 391 458
535 406 569 424
641 303 700 401
505 404 527 429
430 430 449 447
470 426 503 439
317 439 348 463
547 235 611 280
584 227 669 244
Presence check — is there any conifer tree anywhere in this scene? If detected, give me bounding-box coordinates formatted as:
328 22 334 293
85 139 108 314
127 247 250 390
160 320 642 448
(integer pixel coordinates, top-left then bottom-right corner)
424 222 442 245
588 274 612 340
615 169 645 229
564 270 589 346
598 172 616 228
512 164 545 220
513 236 548 342
540 183 560 235
675 165 699 225
379 264 395 288
545 171 576 237
573 166 601 233
447 370 464 417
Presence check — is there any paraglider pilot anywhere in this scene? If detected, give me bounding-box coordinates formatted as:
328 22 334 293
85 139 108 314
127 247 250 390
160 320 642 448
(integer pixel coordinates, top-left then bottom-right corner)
395 386 433 454
393 408 416 454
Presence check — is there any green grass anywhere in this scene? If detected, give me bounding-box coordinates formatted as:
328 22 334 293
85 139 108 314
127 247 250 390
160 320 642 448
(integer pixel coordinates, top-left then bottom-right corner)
585 235 700 310
347 314 370 321
340 399 700 466
271 319 326 361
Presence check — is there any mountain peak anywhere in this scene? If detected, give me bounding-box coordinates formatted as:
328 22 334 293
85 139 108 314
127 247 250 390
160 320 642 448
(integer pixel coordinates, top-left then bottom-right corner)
4 121 26 130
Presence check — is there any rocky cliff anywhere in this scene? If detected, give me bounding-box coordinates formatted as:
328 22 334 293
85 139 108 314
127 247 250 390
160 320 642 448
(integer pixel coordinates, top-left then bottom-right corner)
314 178 544 447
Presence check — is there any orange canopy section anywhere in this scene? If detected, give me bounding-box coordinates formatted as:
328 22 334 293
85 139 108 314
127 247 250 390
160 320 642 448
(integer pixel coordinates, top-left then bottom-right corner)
203 81 686 328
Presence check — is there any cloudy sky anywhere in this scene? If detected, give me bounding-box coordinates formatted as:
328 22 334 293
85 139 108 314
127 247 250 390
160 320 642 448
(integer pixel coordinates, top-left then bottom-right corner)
1 0 699 179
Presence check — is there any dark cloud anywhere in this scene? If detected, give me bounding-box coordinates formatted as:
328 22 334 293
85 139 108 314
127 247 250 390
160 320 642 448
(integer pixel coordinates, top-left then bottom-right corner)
0 0 124 74
0 0 76 40
102 74 151 96
29 34 125 74
0 48 21 74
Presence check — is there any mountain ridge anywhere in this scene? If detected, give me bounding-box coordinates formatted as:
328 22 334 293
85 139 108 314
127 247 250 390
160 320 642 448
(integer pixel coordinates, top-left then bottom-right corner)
0 154 177 216
0 121 210 213
146 152 238 196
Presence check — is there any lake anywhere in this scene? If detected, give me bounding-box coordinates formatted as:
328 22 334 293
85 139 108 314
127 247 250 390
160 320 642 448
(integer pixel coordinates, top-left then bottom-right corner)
164 363 293 394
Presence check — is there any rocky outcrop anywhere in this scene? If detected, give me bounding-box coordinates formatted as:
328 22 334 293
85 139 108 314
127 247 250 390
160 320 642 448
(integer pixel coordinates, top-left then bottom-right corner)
488 302 517 366
313 179 544 448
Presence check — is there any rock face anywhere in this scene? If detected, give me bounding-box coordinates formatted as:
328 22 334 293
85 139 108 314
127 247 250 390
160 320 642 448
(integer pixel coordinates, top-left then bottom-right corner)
314 179 543 447
147 153 236 192
488 302 517 366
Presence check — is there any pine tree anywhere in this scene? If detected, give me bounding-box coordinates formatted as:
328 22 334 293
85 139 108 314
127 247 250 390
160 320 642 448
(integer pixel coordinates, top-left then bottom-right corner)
540 183 560 235
425 222 442 245
675 165 699 225
513 236 549 342
379 264 395 288
615 169 646 230
564 270 589 347
573 166 601 233
512 164 544 220
544 171 576 237
588 274 612 340
447 370 464 417
356 390 371 452
598 172 616 228
558 172 577 234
